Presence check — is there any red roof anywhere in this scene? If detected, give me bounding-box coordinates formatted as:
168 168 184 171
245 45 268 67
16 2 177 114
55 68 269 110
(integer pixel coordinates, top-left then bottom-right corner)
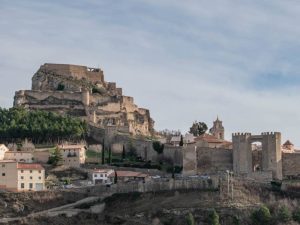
115 171 148 178
283 140 294 146
17 163 44 170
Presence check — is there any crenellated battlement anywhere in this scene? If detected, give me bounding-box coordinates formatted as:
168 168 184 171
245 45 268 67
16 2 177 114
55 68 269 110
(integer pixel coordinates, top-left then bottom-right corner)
232 132 252 137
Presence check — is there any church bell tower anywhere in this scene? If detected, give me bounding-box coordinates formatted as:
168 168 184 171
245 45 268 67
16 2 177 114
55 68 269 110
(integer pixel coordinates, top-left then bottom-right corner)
209 116 225 140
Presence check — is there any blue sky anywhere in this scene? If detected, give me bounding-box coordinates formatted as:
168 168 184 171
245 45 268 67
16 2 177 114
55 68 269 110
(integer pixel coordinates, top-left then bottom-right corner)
1 0 300 145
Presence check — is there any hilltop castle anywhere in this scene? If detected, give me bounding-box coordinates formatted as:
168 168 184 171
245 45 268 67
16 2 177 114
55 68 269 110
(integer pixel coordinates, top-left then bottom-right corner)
14 63 154 136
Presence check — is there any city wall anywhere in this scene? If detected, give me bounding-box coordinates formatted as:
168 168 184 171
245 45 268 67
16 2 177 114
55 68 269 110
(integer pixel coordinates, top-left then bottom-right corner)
197 147 233 174
282 153 300 177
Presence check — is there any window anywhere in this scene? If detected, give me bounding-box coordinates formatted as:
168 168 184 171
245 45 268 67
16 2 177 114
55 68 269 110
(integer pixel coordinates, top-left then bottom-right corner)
21 176 24 179
38 170 41 173
21 183 24 189
29 183 33 189
2 164 5 168
2 173 5 176
30 176 32 179
94 174 97 177
38 177 41 180
30 170 32 173
21 170 24 173
105 174 107 177
100 174 103 177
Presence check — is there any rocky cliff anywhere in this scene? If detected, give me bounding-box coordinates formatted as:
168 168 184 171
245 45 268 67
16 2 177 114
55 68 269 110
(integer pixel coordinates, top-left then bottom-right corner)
14 63 154 136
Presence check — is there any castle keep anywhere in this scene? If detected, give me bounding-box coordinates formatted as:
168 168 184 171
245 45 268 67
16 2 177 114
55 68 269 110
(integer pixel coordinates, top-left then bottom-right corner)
14 63 154 136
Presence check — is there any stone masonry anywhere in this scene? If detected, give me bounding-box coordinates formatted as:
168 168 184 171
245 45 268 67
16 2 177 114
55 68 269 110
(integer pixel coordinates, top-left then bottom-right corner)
14 63 154 136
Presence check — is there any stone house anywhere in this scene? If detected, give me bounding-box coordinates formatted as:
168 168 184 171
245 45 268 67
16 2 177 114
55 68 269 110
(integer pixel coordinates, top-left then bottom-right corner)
17 163 45 191
4 151 34 163
0 161 45 191
58 144 86 168
115 171 150 183
170 134 195 146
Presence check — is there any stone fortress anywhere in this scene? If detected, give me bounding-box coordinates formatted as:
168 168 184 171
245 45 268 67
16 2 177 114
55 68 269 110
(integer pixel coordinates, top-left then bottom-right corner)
183 117 300 181
12 64 300 182
14 63 154 136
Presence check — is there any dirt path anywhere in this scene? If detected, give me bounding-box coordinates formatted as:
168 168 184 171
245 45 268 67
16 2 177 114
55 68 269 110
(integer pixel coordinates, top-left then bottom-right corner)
0 194 111 224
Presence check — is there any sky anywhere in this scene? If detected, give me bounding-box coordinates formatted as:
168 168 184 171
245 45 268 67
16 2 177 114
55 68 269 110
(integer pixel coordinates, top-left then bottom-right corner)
1 0 300 145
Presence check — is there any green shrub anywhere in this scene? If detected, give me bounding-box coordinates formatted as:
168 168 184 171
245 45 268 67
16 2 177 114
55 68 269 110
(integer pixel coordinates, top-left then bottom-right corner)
57 83 65 90
277 206 291 222
152 141 164 154
251 205 272 225
293 208 300 222
208 209 220 225
186 212 195 225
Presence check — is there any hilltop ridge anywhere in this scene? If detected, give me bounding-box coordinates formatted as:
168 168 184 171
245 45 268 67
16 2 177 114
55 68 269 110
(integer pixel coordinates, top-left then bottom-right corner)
14 63 154 137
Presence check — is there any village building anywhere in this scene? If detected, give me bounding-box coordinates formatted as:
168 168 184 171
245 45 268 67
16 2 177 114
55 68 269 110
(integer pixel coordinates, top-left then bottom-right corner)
195 133 232 149
58 144 86 168
282 140 295 153
115 171 150 183
170 133 196 146
92 169 114 184
4 151 34 163
17 163 45 191
0 161 45 191
194 117 232 149
0 144 9 160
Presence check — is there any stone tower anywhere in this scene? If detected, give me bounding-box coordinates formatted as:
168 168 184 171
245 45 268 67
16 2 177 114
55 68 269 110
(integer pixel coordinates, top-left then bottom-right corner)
232 132 282 180
209 117 225 140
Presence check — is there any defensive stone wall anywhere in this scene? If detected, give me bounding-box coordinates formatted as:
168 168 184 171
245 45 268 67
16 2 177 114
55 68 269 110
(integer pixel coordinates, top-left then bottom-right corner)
163 146 183 166
282 153 300 177
197 147 232 174
41 63 104 83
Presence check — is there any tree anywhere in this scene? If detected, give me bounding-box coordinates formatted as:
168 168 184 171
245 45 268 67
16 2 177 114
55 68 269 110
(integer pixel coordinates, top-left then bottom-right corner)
179 135 184 146
108 146 112 164
48 147 63 166
102 139 105 165
122 145 126 160
114 171 118 184
251 205 272 225
152 141 164 154
208 209 220 225
189 121 208 136
186 212 195 225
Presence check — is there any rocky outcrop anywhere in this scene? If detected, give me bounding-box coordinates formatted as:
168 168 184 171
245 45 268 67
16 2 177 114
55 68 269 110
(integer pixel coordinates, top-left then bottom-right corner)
14 63 155 136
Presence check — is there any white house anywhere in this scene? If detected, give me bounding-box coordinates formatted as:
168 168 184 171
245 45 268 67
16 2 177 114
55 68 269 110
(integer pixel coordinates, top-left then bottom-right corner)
0 144 9 160
92 169 114 185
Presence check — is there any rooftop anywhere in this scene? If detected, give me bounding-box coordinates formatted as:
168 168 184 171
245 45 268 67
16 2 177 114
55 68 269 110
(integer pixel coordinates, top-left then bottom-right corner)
0 160 17 163
114 171 149 178
17 163 44 170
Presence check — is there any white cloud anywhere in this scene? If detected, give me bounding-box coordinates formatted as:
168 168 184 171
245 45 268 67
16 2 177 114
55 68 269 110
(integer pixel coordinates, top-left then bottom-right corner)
1 0 300 145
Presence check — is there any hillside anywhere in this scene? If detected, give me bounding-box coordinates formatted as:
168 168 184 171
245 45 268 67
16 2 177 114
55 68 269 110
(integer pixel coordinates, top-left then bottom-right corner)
14 63 154 137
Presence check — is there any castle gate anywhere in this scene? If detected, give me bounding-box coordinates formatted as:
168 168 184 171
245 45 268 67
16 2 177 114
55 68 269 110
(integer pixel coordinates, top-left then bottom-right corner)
232 132 282 180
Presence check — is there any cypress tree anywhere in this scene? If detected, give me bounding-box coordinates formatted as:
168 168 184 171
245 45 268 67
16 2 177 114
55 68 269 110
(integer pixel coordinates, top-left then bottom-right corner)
108 146 112 164
122 145 126 160
179 135 184 146
114 171 118 184
102 139 105 164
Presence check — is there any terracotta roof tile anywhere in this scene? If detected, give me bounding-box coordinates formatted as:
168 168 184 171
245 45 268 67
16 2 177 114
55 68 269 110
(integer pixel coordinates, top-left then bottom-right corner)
17 163 44 170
